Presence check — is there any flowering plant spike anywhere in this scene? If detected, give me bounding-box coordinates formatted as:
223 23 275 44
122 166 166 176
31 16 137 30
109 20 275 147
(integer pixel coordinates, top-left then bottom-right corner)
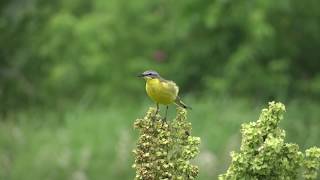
219 101 320 180
133 107 200 180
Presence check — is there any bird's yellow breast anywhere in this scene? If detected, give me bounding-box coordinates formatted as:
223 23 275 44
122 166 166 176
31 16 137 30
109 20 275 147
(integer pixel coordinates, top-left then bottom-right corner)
145 78 179 105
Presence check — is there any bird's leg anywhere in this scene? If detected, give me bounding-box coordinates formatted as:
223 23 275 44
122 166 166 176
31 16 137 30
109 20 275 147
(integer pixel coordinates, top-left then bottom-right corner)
163 106 168 121
155 103 160 115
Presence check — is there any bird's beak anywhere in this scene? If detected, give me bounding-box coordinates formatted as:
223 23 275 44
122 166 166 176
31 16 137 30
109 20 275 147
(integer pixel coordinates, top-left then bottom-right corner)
137 73 144 78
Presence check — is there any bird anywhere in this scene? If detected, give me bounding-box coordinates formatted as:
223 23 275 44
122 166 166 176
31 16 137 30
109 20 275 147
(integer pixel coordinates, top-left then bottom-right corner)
138 70 191 120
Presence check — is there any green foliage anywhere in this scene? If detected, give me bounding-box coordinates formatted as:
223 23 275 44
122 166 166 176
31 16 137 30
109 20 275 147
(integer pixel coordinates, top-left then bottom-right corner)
304 147 320 179
1 0 320 112
0 106 138 180
133 107 200 179
219 102 320 180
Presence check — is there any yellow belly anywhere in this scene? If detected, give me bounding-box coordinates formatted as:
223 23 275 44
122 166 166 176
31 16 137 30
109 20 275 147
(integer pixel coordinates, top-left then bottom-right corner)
145 78 178 105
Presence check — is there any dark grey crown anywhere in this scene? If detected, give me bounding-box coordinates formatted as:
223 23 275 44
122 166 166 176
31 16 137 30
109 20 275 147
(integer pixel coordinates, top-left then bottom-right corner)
142 70 160 77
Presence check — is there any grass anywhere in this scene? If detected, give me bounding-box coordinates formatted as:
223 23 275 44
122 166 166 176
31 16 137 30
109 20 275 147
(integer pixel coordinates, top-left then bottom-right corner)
0 98 319 180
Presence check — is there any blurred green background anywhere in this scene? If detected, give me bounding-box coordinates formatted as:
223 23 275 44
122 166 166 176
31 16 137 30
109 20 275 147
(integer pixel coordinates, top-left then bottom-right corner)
1 0 320 179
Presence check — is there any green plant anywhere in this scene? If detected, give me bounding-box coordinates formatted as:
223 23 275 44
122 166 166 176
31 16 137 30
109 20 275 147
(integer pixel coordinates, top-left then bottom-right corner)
303 147 320 180
133 107 200 179
219 101 320 180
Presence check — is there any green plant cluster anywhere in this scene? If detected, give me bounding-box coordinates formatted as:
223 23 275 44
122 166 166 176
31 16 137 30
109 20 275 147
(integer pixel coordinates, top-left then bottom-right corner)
219 102 320 180
304 147 320 180
133 107 200 179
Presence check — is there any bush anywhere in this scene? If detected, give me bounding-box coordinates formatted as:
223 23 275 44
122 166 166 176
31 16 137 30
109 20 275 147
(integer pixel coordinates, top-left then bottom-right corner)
132 107 200 179
219 102 320 179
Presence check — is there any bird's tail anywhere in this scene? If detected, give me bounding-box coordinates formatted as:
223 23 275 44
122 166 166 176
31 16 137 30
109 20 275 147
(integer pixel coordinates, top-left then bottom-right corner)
175 96 192 110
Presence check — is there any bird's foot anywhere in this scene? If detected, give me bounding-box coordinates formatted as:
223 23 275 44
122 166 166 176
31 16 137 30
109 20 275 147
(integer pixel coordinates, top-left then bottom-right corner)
160 118 168 128
154 109 160 116
151 115 157 122
185 131 190 136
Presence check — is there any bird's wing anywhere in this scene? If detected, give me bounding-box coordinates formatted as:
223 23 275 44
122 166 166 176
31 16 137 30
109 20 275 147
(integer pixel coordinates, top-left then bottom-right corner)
159 78 179 96
168 80 179 94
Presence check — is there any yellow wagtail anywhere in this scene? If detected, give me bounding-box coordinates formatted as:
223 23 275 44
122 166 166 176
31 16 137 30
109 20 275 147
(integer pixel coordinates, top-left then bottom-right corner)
138 70 191 120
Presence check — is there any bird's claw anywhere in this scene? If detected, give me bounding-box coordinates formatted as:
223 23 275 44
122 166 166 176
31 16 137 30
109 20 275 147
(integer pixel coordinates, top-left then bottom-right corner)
185 131 190 136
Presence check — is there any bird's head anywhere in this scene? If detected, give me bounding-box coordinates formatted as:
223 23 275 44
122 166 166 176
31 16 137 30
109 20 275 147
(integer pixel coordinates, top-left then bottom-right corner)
137 70 160 80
